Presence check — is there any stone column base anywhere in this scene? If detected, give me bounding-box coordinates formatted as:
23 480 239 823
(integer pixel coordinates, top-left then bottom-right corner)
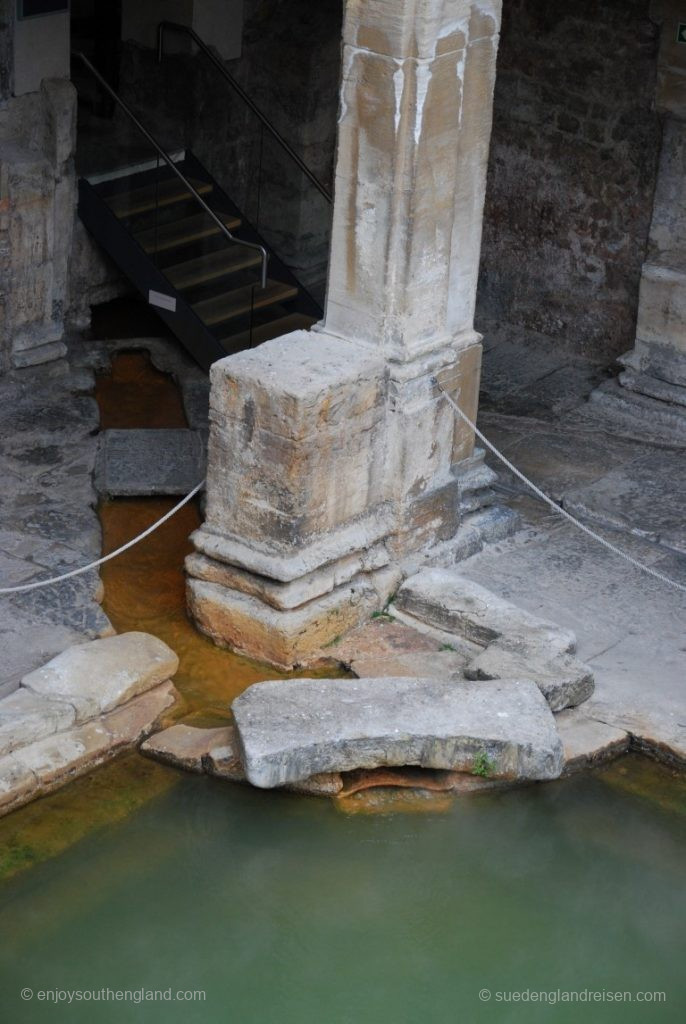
187 565 401 669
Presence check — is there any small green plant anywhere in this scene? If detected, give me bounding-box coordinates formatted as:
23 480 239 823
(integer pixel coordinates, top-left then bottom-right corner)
472 751 495 778
439 643 456 652
371 610 395 622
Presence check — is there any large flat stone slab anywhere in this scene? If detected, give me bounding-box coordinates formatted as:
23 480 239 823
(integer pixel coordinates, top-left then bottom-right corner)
21 632 179 722
95 428 205 496
232 677 564 788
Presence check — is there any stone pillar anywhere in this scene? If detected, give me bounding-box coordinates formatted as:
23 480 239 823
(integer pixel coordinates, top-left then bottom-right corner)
187 0 503 667
619 1 686 394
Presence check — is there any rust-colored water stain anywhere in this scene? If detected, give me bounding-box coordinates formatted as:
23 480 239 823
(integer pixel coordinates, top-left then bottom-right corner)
98 495 294 720
95 350 188 429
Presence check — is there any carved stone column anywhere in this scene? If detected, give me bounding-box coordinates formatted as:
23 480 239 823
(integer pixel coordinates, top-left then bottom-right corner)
187 0 504 667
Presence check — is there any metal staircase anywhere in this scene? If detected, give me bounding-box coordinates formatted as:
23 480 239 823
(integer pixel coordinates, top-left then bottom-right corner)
73 50 327 373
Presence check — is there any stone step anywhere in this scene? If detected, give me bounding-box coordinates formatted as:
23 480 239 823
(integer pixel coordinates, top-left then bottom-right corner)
231 676 565 788
0 681 177 818
95 428 206 497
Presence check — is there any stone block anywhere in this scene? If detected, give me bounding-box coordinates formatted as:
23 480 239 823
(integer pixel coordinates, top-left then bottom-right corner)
0 758 39 815
103 681 178 750
203 331 388 551
232 675 564 788
21 632 179 722
11 719 114 788
466 643 595 713
636 264 686 358
95 428 206 497
395 569 576 653
141 723 233 773
188 568 398 669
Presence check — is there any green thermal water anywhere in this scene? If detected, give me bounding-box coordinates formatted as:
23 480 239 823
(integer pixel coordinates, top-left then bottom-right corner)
0 756 684 1024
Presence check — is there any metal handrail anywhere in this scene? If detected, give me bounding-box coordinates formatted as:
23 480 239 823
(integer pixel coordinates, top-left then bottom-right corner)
72 50 269 288
157 21 333 205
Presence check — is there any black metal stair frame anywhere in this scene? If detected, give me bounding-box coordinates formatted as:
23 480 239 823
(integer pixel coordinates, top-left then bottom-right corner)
73 51 324 373
78 153 322 373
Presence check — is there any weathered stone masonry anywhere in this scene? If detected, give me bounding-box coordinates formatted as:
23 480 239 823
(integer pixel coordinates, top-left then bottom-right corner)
477 0 661 361
187 0 506 667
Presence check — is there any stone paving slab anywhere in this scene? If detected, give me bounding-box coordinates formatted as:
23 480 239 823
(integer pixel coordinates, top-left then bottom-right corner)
0 358 110 693
232 676 564 788
22 632 179 723
564 450 686 555
95 428 206 497
0 680 177 817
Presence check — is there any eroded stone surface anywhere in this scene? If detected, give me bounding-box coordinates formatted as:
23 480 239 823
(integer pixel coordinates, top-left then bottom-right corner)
188 570 398 669
232 676 564 788
21 632 179 722
95 429 206 497
0 688 75 758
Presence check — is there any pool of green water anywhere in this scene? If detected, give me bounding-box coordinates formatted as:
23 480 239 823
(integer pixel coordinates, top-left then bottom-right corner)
1 755 684 1024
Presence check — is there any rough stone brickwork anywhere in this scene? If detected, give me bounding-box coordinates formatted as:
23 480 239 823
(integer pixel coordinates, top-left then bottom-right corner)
0 80 77 373
477 0 662 360
0 1 13 101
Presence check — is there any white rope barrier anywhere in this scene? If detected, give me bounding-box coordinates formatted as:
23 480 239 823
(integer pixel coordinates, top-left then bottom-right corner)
0 480 205 596
1 387 684 597
437 382 686 594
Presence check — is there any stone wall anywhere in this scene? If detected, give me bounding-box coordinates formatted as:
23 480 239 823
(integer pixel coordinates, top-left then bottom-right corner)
476 0 662 360
0 0 13 101
0 80 77 372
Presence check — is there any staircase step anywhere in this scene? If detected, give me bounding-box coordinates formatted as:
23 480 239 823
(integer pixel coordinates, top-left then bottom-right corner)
219 312 317 349
105 177 213 218
193 280 299 327
135 212 242 255
165 247 262 291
